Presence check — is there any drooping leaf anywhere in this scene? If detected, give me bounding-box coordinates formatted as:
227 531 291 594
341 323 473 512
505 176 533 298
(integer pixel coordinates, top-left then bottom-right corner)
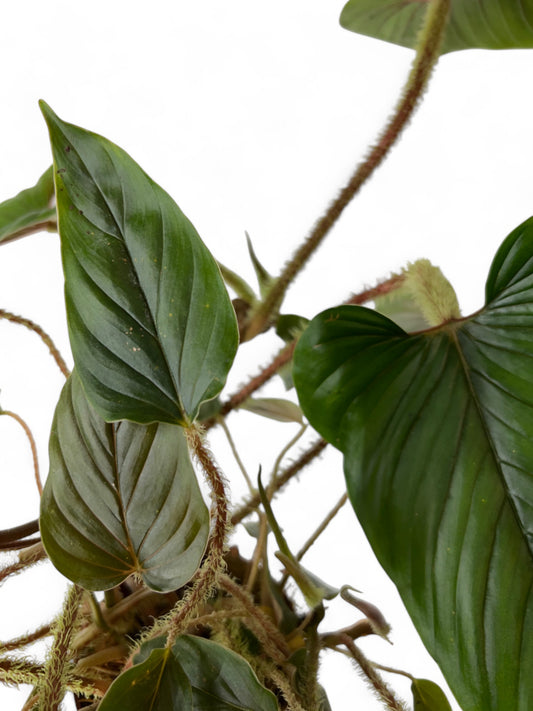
293 217 533 710
40 372 209 592
340 0 533 54
412 678 453 711
239 397 304 423
0 166 56 245
101 635 278 711
40 101 238 426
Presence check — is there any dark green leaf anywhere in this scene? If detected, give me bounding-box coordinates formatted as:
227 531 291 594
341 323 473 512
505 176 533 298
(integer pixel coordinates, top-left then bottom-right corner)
340 0 533 54
412 678 453 711
98 648 192 711
0 166 56 245
40 101 238 426
40 372 209 592
124 635 278 710
293 217 533 710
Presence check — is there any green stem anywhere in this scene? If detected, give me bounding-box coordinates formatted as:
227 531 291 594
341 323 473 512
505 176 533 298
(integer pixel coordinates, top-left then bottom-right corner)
244 0 451 340
231 438 327 526
341 635 409 711
0 409 42 495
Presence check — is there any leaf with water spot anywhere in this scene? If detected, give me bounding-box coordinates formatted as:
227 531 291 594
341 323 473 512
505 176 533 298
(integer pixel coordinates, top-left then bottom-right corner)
40 101 238 426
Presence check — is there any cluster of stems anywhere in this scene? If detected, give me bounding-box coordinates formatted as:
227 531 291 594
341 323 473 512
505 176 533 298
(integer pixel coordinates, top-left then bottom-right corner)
0 0 452 708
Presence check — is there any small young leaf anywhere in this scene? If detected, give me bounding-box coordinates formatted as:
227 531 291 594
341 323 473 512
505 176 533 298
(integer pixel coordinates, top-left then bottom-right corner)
240 397 304 424
246 231 273 298
412 678 453 711
374 261 460 332
0 166 56 245
40 372 209 592
340 0 533 54
275 313 309 343
113 635 278 711
40 101 238 426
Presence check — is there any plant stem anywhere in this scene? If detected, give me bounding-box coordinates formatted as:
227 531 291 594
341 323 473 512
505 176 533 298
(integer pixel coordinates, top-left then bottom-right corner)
164 426 230 648
205 274 405 433
0 220 57 247
0 624 52 654
0 410 42 495
341 635 409 711
0 542 47 584
268 424 307 496
232 438 327 526
244 0 451 340
219 418 255 494
0 309 70 378
0 519 40 551
345 273 405 306
219 573 290 662
296 493 348 562
40 584 84 711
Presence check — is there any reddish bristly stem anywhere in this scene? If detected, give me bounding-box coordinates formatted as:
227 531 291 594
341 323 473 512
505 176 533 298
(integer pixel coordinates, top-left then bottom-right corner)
164 426 230 647
0 309 70 378
1 410 42 496
244 0 451 341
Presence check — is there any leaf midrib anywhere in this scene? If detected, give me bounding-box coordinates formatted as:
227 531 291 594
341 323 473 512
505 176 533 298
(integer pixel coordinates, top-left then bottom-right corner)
56 121 188 423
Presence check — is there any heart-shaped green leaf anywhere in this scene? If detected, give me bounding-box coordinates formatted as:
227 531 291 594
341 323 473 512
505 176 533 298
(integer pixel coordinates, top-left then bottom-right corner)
99 635 278 710
293 217 533 710
340 0 533 54
40 101 238 426
0 166 56 245
412 678 453 711
40 372 209 592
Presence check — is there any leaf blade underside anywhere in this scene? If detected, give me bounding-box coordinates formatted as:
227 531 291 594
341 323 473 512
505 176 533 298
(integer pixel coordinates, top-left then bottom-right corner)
40 372 210 592
340 0 533 54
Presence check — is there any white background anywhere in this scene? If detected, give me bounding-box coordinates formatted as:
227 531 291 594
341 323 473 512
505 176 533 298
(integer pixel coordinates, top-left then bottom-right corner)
1 1 533 709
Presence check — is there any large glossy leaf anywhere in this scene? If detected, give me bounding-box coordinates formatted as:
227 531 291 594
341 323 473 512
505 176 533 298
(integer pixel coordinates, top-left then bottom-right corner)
40 372 209 592
293 217 533 711
340 0 533 54
99 635 278 710
0 166 56 245
40 102 238 426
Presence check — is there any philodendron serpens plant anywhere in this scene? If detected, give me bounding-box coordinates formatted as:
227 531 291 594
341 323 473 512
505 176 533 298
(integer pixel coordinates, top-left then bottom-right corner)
1 1 533 710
